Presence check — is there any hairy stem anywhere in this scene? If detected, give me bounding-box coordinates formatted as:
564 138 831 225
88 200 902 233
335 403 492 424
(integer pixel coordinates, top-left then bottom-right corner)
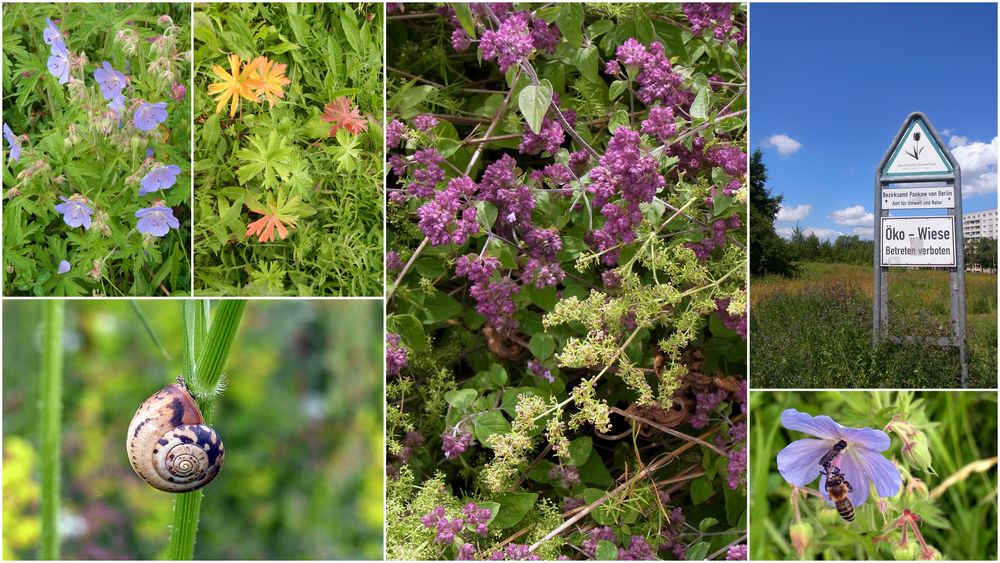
167 300 246 560
40 301 64 560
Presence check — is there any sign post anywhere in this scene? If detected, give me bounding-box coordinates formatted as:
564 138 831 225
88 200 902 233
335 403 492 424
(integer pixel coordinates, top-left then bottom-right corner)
874 112 968 385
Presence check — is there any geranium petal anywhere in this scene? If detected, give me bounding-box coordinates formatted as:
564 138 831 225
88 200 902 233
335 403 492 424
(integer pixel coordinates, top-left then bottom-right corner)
849 448 902 498
776 438 830 487
840 426 892 453
835 453 870 508
780 409 844 440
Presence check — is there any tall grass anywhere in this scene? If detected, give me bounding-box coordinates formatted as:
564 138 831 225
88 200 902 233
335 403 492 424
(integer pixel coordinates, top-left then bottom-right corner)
749 391 997 560
751 263 997 387
39 301 64 559
167 300 246 560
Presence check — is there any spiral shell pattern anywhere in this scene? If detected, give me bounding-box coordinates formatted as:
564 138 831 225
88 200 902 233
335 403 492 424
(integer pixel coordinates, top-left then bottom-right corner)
126 379 224 492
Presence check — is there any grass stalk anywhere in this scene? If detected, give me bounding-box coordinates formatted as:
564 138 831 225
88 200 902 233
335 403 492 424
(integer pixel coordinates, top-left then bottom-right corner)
39 300 64 560
167 300 246 560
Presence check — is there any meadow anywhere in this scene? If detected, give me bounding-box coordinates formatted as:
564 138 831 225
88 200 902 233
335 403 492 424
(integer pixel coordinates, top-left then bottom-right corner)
750 390 997 560
192 3 383 296
750 262 997 388
2 3 192 296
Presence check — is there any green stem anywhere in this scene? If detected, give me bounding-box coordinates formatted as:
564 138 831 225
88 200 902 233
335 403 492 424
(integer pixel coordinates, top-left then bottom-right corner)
40 301 64 560
167 300 246 560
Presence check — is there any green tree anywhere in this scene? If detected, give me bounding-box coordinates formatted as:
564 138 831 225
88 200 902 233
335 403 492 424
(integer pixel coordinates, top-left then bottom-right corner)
965 237 998 271
749 149 797 276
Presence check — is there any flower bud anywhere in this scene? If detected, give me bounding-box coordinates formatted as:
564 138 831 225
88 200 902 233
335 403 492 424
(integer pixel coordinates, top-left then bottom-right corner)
902 435 934 473
158 14 173 27
893 542 919 560
920 546 942 560
818 508 842 526
908 477 929 499
789 522 812 557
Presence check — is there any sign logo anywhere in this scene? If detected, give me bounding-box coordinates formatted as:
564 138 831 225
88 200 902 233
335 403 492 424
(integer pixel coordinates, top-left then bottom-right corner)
881 119 953 177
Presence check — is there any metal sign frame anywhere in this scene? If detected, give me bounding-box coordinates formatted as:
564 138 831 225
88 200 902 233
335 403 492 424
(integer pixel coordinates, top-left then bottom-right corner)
874 112 968 385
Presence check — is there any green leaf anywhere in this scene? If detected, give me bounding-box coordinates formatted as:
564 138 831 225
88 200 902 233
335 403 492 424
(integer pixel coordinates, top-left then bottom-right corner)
595 540 618 560
690 87 710 120
453 3 476 38
490 492 538 529
716 115 745 132
422 290 463 324
528 333 555 359
698 517 719 532
690 475 714 505
574 45 599 83
609 80 626 101
517 79 553 135
686 542 710 560
556 4 584 49
476 201 499 230
445 389 478 410
578 450 613 487
568 436 592 466
389 314 427 352
474 410 512 446
202 114 220 149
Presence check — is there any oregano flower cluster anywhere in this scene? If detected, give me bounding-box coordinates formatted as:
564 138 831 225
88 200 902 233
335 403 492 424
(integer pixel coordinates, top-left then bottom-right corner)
386 3 747 560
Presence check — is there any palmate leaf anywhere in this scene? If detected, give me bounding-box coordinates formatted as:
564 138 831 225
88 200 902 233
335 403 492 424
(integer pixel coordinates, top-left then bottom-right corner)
234 130 295 190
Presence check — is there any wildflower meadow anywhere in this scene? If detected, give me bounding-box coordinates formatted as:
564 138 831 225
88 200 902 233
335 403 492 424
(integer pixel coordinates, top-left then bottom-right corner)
750 391 997 560
2 3 192 296
385 3 748 559
192 3 383 296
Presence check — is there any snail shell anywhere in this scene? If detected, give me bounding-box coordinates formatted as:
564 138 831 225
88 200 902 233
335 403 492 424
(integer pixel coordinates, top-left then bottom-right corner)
126 377 224 492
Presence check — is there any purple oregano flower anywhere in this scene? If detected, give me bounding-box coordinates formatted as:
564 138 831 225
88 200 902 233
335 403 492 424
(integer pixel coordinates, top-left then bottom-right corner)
47 40 70 85
133 102 167 131
777 408 901 510
139 164 181 195
3 123 20 162
135 203 179 237
54 195 93 229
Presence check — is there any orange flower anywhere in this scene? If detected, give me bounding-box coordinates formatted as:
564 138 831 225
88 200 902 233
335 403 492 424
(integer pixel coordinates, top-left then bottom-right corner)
321 97 368 136
245 209 290 243
247 56 291 108
208 54 260 117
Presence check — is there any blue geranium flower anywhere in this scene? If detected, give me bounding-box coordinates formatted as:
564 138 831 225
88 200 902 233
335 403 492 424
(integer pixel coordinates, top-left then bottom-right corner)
57 260 70 274
93 61 126 101
43 18 63 46
777 408 901 510
54 195 93 230
139 164 181 196
133 102 167 131
108 93 125 114
135 203 179 237
3 123 20 162
47 40 70 85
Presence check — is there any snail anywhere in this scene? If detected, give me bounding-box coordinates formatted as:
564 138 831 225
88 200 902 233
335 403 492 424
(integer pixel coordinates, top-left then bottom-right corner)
126 376 224 492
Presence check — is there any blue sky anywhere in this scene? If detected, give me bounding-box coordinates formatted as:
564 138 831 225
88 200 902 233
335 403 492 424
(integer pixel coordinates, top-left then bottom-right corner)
750 3 998 240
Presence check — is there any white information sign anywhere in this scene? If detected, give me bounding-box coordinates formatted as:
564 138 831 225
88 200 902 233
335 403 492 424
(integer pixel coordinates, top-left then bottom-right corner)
882 119 953 177
880 216 955 267
881 186 955 209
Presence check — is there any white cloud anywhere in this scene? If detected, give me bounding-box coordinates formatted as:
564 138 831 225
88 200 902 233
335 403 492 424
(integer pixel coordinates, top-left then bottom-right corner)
775 226 844 241
948 134 970 148
762 134 802 156
776 203 812 222
948 136 998 197
830 205 874 227
850 226 874 240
